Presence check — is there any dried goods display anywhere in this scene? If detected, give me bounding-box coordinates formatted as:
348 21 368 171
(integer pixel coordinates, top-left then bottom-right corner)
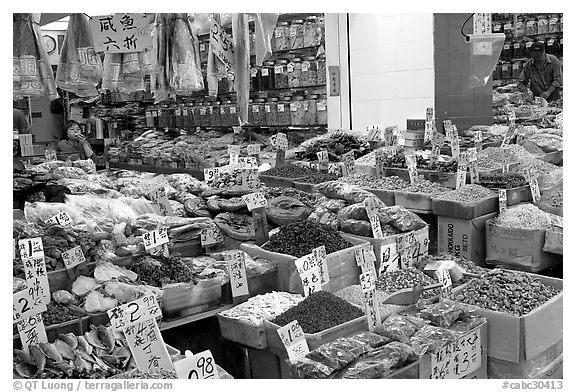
263 163 316 179
539 188 563 209
493 204 555 230
356 150 457 173
299 131 371 162
297 172 341 184
402 180 452 196
476 145 534 171
271 291 364 334
375 268 440 299
334 285 404 319
478 172 528 189
341 174 409 190
452 269 560 316
219 292 303 326
263 187 321 209
434 184 495 202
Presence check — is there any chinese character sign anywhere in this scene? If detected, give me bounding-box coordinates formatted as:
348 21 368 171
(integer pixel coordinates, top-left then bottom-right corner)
107 294 161 331
89 14 152 54
17 313 48 350
22 256 50 303
430 328 482 379
224 251 249 297
123 318 174 371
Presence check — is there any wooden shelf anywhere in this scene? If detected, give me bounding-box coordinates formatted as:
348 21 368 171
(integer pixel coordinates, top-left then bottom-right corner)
159 304 234 331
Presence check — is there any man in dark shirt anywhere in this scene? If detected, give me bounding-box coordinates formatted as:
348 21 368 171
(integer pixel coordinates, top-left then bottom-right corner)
518 41 563 102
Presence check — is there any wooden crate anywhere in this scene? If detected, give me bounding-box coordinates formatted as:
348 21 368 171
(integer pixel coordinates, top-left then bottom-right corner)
217 314 268 349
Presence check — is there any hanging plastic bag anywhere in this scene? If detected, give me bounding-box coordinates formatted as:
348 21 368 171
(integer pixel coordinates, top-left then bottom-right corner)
56 13 103 97
150 14 169 103
13 13 58 101
233 13 250 125
252 13 279 67
167 13 204 95
468 33 506 88
102 51 151 93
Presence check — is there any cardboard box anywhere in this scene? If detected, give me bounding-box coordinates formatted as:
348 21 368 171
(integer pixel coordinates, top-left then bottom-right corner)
487 340 562 379
451 273 563 364
544 228 563 255
485 220 562 272
437 212 498 267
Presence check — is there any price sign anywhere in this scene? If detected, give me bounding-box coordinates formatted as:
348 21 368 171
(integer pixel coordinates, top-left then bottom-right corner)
277 320 310 361
142 228 169 251
295 253 317 276
270 132 288 150
241 192 267 212
107 294 161 331
225 250 249 297
450 125 460 158
502 164 510 174
45 211 73 227
456 152 468 190
61 246 86 269
394 127 405 146
467 148 479 184
16 313 48 350
238 156 258 170
201 226 224 247
507 109 516 125
240 169 259 189
425 108 434 143
375 150 386 179
522 166 541 202
300 269 322 297
44 149 57 162
364 287 382 331
430 328 481 379
89 14 152 54
443 120 453 134
247 144 261 155
312 246 330 285
175 350 219 379
359 270 376 293
499 189 507 214
22 256 50 303
354 244 378 277
364 197 383 239
18 238 44 260
341 150 355 177
405 154 418 184
474 131 483 151
124 318 174 372
367 126 382 141
229 154 239 166
204 167 221 183
435 268 452 298
328 163 341 176
149 243 169 258
228 145 241 156
209 17 235 70
555 112 563 130
316 150 329 170
430 131 445 167
147 185 174 216
379 242 401 274
13 288 47 323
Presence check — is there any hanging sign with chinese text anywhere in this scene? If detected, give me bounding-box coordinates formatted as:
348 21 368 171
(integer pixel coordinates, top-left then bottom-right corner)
89 14 152 54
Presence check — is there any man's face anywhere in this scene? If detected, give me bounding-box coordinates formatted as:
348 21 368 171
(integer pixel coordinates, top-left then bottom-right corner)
530 50 545 61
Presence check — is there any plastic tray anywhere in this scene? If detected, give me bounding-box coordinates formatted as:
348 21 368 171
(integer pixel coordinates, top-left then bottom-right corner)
264 316 368 357
217 314 268 349
432 194 499 220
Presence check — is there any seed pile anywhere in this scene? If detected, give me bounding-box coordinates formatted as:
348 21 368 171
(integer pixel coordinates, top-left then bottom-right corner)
515 159 559 177
262 220 352 257
335 285 404 319
264 187 321 208
271 291 364 334
121 369 177 379
479 173 528 189
452 269 560 316
477 145 533 170
403 180 452 195
375 267 439 299
435 184 495 202
130 255 195 287
342 174 409 190
264 164 316 178
540 188 563 209
298 172 341 184
42 302 86 326
494 204 552 230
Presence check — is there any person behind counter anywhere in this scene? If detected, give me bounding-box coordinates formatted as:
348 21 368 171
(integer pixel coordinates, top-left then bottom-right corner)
518 41 563 103
57 120 94 161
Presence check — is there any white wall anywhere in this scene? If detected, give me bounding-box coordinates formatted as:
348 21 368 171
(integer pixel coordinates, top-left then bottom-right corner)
348 13 434 130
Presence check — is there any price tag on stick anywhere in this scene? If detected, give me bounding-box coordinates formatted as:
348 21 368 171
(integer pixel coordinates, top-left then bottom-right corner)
375 150 386 179
45 211 73 227
378 242 401 275
364 197 383 239
201 226 224 247
241 192 267 212
405 154 418 184
499 189 507 213
435 268 453 298
142 228 169 250
312 246 330 285
16 313 48 350
18 238 44 260
61 246 87 269
124 318 174 372
175 350 219 379
22 256 50 303
13 288 47 323
342 150 356 177
424 108 434 143
204 167 220 183
247 144 261 156
522 166 541 202
277 320 310 361
225 250 250 298
107 294 162 331
364 287 382 331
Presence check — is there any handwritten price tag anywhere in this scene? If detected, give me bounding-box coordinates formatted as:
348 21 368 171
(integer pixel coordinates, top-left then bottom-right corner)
405 154 418 184
435 268 452 298
13 288 47 323
61 246 86 269
450 126 460 158
204 167 221 183
295 253 317 276
175 350 219 379
18 238 44 260
499 189 507 214
467 148 479 184
277 320 310 361
124 318 173 372
210 18 235 70
225 250 249 297
107 294 161 331
312 246 330 285
241 192 267 212
474 131 483 151
142 228 169 250
456 152 468 190
227 145 241 156
354 244 378 277
379 242 400 274
247 144 261 155
147 185 174 216
45 211 73 227
201 226 224 247
270 132 288 150
430 328 482 379
364 197 383 239
16 313 48 350
341 150 355 177
522 166 541 202
555 112 563 130
359 270 376 293
375 150 386 179
425 108 434 143
364 287 382 331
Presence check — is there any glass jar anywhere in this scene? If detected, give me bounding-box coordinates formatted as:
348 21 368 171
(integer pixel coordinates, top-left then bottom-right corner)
512 61 523 79
493 63 502 80
515 17 525 37
302 56 318 87
502 41 513 60
229 101 239 126
199 102 210 127
261 61 276 90
503 20 514 39
265 98 279 126
219 100 230 127
513 40 525 59
304 16 319 47
273 21 290 52
317 95 327 125
501 62 512 79
290 96 306 126
288 57 302 88
548 14 560 33
277 97 292 126
252 98 266 125
537 15 549 35
316 53 326 85
210 101 222 127
247 99 254 124
304 95 318 125
274 59 289 89
492 20 503 34
250 67 261 91
546 36 559 57
182 104 192 128
289 20 305 50
525 17 538 36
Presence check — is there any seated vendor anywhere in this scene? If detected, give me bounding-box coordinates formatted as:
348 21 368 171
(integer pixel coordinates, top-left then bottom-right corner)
57 120 94 161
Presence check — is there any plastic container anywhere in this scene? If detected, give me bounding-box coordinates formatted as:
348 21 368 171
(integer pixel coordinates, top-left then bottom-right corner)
525 17 538 36
277 97 292 126
317 53 326 85
501 62 512 79
250 67 261 92
289 19 305 50
261 61 276 90
273 21 290 52
265 98 279 126
288 57 302 88
304 95 318 125
252 98 266 125
274 59 289 89
502 42 513 60
317 94 327 125
304 15 320 47
513 40 525 59
537 15 549 35
290 96 306 126
302 56 318 87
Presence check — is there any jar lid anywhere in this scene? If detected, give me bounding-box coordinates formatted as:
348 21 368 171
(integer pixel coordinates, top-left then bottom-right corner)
279 21 289 26
269 98 279 102
309 95 319 99
292 57 302 62
293 96 304 101
306 15 317 21
304 56 317 61
276 59 288 65
265 61 276 66
255 99 266 103
291 19 304 24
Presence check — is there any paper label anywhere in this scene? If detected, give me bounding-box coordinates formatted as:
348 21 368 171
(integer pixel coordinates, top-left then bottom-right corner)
375 150 386 179
252 105 259 113
18 238 44 260
312 246 330 285
456 152 468 190
316 150 329 163
147 185 174 216
277 320 310 361
45 211 73 227
16 313 48 350
435 268 452 298
378 242 401 274
277 104 285 112
148 243 169 258
364 287 382 331
241 192 267 212
228 145 241 155
270 132 288 150
474 131 483 151
499 189 507 213
328 163 341 176
204 167 221 183
89 14 152 54
61 246 87 269
405 154 418 184
22 256 50 303
425 108 434 143
13 287 47 323
201 226 224 247
175 350 219 379
364 197 383 239
224 250 250 297
396 230 430 268
123 318 174 372
354 244 378 277
430 328 481 379
294 253 317 276
342 150 355 177
230 106 237 114
450 126 460 157
142 228 169 250
107 294 161 331
274 65 284 74
209 18 235 70
359 270 376 293
261 68 269 77
522 166 541 202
